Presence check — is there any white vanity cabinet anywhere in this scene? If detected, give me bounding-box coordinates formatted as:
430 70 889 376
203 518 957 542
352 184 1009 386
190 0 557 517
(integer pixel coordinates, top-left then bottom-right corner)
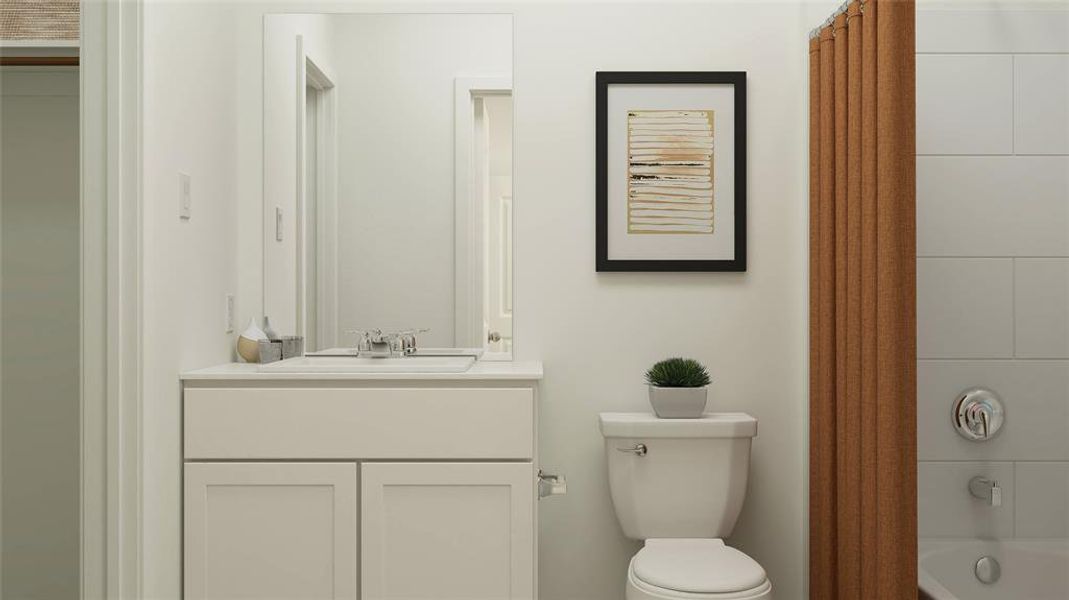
180 363 542 600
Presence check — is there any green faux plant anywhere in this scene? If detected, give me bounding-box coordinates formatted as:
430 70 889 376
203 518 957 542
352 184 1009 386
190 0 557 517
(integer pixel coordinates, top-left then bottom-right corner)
644 357 711 388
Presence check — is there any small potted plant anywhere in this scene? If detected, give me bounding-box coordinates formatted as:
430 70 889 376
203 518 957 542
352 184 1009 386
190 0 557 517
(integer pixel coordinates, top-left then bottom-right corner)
645 357 711 418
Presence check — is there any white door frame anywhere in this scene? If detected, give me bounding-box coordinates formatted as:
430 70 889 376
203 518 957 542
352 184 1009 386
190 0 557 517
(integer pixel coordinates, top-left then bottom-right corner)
295 36 338 349
454 76 510 351
81 0 143 597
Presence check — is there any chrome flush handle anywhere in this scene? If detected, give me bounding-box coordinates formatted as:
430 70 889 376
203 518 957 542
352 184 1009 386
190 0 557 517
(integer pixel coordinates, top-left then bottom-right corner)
617 443 648 456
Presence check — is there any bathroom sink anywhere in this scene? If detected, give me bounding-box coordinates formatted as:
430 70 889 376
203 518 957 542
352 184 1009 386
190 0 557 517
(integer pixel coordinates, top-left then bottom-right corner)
258 355 476 374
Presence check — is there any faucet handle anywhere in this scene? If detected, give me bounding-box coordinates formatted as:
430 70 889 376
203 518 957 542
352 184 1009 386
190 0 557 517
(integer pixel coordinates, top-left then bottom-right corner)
968 404 991 438
343 329 373 351
990 480 1002 507
396 328 429 354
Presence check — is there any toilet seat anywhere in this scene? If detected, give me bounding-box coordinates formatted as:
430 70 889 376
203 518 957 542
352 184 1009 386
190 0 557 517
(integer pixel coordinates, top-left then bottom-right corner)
626 539 772 600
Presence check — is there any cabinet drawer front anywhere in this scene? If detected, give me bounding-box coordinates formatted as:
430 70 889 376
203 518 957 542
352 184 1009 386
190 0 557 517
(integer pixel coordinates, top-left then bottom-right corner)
184 387 534 459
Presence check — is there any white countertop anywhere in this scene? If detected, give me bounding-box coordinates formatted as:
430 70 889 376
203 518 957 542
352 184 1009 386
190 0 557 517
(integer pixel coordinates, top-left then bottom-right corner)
180 360 543 381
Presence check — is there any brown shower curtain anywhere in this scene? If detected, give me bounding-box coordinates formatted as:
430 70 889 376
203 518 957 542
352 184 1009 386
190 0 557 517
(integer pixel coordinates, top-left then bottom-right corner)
809 1 916 599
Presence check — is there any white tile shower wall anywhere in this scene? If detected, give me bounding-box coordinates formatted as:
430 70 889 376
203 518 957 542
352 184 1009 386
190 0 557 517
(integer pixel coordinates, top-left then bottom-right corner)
917 6 1069 540
917 258 1014 359
916 9 1069 55
1016 462 1069 539
1015 259 1069 359
916 54 1013 155
1015 55 1069 155
918 462 1015 538
916 157 1069 257
918 361 1069 462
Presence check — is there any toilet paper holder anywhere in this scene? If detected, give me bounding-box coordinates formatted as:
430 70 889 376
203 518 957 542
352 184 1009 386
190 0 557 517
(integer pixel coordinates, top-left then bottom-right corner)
538 470 567 498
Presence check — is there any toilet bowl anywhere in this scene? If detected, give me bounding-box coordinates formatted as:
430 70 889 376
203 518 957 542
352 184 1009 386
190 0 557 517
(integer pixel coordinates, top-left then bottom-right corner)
625 539 771 600
599 413 769 600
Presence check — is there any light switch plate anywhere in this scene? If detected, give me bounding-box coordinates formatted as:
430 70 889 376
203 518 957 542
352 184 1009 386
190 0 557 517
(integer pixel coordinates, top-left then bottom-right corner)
179 172 192 220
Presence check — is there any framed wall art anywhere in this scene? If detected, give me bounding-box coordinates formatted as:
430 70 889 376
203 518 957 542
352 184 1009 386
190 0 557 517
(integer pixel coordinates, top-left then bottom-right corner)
596 71 746 272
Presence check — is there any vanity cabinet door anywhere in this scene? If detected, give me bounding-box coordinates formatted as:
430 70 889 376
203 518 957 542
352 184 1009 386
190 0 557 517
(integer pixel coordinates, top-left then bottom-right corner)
184 462 358 600
361 462 534 600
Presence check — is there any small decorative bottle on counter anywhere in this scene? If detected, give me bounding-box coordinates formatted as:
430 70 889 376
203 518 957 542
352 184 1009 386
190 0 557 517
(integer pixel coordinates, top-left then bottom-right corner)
262 316 280 341
236 318 267 363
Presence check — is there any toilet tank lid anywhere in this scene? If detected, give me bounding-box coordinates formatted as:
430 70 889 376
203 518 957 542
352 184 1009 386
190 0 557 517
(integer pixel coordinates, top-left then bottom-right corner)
599 412 757 439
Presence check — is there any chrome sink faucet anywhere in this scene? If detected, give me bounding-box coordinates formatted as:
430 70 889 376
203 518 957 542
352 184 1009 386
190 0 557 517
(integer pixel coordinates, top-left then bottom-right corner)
969 476 1002 507
345 328 428 357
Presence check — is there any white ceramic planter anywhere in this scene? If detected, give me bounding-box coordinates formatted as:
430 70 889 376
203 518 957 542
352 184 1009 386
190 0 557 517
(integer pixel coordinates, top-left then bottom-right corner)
648 385 708 419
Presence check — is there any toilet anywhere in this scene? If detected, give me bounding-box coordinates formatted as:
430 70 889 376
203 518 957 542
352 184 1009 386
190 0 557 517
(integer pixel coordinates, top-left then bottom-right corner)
599 412 771 600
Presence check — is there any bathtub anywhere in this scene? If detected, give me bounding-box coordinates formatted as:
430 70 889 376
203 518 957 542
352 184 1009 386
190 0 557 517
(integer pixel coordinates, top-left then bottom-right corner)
919 539 1069 600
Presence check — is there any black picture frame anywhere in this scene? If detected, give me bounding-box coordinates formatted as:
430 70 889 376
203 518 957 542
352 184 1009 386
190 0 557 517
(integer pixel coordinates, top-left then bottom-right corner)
596 71 747 272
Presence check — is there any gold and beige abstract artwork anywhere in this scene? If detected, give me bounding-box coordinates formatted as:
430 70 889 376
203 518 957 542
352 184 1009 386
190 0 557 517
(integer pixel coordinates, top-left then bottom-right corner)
627 110 714 234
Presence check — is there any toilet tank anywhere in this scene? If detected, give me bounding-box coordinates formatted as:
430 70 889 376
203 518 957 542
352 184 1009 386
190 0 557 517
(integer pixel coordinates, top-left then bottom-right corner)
599 412 757 540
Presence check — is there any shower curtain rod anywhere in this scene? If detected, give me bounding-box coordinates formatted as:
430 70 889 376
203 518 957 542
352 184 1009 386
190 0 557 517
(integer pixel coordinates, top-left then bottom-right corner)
808 1 854 39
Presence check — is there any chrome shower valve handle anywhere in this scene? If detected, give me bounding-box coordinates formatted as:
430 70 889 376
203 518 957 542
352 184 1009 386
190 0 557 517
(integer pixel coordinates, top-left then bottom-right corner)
952 388 1004 442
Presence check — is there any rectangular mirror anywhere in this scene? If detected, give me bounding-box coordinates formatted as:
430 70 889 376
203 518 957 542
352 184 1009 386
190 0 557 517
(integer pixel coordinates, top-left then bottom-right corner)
262 13 513 356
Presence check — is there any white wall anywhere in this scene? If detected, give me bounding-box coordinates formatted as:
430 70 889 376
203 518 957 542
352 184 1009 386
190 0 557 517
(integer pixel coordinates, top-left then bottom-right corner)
330 14 511 347
0 67 80 600
144 2 813 599
262 14 335 337
915 6 1069 539
512 5 807 598
141 1 240 597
